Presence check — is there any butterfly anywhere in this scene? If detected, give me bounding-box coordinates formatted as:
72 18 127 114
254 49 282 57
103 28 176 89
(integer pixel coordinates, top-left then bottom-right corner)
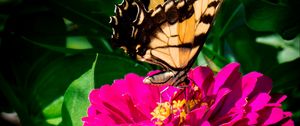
110 0 222 87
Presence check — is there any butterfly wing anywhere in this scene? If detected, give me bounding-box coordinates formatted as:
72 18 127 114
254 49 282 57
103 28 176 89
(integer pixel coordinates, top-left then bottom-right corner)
110 0 222 86
141 0 221 70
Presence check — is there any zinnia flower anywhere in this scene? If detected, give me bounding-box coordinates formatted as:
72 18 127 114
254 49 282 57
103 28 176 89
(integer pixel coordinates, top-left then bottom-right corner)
82 62 294 126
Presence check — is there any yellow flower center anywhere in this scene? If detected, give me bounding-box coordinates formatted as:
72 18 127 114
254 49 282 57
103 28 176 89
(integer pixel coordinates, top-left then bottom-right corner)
150 85 213 125
172 99 186 113
151 99 188 125
151 102 172 125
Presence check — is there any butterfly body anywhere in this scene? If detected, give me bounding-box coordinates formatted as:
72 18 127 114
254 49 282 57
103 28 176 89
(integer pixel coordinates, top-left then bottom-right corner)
110 0 222 87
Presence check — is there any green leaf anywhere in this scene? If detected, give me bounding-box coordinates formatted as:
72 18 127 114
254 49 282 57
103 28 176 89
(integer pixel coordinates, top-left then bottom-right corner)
94 54 151 87
209 0 244 54
43 96 64 125
212 0 244 37
226 26 279 73
256 34 300 63
66 36 93 49
197 46 230 72
88 37 114 53
267 58 300 92
241 0 300 39
31 54 95 111
202 46 230 67
45 0 122 37
21 36 96 54
61 55 97 126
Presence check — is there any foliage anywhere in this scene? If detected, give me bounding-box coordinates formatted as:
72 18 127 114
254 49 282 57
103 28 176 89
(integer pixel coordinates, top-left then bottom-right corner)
0 0 299 125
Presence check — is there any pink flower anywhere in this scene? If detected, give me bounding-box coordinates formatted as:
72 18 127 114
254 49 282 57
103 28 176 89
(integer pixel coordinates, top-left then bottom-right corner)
82 63 294 126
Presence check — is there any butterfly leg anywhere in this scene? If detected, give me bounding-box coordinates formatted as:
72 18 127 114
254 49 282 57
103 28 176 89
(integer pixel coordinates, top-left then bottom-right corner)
159 86 170 103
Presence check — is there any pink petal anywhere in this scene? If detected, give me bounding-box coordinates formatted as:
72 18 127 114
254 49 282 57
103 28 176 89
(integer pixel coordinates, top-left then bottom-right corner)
122 74 159 115
82 113 117 126
186 105 209 125
189 66 214 96
282 119 295 126
248 93 271 112
263 107 285 125
269 94 287 105
239 72 264 98
201 121 211 126
212 78 243 119
213 62 241 95
246 112 259 125
234 72 272 112
205 88 231 120
245 73 272 99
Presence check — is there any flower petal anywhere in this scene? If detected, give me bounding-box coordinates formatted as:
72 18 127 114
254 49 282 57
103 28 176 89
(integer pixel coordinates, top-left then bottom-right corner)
261 107 284 125
83 63 294 125
189 66 214 96
186 105 209 125
213 62 241 95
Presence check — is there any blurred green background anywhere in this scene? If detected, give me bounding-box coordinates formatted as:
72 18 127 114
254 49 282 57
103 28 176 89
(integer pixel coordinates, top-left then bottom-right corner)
0 0 299 125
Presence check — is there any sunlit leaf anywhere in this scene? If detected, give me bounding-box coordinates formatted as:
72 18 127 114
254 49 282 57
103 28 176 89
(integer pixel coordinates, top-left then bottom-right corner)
61 55 97 126
256 34 300 63
67 36 93 49
43 96 64 125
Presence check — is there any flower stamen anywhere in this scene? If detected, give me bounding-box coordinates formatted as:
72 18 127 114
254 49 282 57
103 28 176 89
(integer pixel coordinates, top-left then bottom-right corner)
151 102 172 125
